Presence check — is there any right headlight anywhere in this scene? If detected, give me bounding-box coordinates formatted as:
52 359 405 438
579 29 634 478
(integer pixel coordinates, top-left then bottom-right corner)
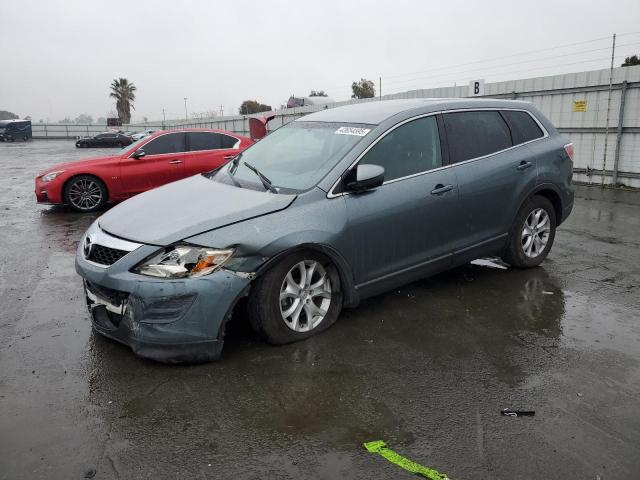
132 245 234 279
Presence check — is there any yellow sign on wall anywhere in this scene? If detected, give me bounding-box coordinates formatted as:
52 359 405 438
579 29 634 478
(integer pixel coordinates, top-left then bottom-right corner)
573 100 587 112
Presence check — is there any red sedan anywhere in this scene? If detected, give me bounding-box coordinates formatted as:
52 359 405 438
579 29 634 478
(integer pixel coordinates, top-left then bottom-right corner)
35 128 256 212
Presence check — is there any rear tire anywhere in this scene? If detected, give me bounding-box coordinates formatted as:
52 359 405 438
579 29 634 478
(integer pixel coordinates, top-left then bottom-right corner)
503 195 556 268
247 251 343 344
63 175 108 212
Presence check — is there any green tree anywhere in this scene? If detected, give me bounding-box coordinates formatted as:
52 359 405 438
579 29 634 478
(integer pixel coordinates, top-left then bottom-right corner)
351 78 375 99
622 55 640 67
309 90 328 97
239 100 272 115
109 78 137 124
0 110 19 120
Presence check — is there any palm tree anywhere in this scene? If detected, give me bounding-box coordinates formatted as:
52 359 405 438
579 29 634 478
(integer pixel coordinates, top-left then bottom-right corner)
109 78 136 124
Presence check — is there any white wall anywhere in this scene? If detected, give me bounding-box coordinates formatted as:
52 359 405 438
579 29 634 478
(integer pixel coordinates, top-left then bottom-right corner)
32 65 640 187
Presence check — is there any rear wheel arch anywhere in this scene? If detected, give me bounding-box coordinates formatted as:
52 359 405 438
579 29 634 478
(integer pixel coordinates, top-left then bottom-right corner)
503 194 557 268
531 187 563 225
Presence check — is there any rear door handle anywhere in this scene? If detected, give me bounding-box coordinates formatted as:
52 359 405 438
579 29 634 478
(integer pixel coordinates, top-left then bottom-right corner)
168 160 182 164
223 155 236 160
431 184 453 195
516 161 533 171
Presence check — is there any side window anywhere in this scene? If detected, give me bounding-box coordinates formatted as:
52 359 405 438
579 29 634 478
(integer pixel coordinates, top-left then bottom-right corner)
220 134 239 149
143 133 186 155
188 132 221 151
359 116 442 181
443 111 512 163
501 110 544 145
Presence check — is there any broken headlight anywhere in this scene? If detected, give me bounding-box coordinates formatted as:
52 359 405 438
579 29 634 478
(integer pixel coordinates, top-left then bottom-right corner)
133 245 234 279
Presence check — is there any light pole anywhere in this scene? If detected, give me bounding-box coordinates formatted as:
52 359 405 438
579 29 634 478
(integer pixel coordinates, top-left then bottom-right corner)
184 97 188 122
162 108 166 130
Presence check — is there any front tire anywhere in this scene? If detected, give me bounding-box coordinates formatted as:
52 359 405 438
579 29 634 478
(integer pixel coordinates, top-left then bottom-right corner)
63 175 108 212
247 251 343 344
503 195 556 268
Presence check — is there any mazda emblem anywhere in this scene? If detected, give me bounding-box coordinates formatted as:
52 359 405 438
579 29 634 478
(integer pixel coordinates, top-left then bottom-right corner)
83 235 93 258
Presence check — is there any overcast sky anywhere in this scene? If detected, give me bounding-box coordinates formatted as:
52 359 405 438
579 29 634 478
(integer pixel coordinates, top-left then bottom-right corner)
2 0 639 123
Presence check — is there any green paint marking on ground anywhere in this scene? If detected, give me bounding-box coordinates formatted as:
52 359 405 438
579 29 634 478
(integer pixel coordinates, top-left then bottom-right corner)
364 440 451 480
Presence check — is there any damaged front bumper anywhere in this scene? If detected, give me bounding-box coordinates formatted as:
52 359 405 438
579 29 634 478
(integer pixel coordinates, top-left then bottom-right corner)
76 240 251 364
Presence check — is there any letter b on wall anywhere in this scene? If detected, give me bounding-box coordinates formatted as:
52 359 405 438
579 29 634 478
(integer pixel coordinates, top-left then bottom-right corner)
468 79 485 97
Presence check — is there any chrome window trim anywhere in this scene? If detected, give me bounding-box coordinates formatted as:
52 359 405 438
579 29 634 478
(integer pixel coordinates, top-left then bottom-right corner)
127 131 188 158
126 131 242 158
327 108 548 199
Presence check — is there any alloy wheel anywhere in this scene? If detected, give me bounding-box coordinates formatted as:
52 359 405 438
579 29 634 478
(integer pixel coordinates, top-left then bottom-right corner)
279 260 332 332
521 208 550 258
68 179 103 211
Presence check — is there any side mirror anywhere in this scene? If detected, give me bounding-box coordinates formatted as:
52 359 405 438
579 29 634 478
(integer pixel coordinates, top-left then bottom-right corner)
345 164 385 192
132 149 146 159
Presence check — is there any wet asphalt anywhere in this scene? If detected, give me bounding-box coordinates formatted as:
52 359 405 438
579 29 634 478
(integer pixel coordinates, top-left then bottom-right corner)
0 140 639 480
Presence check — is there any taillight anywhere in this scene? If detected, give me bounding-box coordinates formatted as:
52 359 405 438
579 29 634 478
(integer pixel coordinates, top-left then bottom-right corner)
564 143 574 161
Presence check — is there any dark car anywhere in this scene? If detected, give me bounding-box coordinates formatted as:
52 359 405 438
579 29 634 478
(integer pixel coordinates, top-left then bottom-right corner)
76 132 133 148
0 120 32 141
76 98 574 363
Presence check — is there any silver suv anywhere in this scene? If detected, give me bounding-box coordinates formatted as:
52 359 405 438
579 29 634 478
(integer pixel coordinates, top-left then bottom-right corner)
76 98 574 363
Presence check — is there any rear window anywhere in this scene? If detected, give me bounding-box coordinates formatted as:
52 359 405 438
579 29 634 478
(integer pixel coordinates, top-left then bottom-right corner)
443 111 512 163
188 132 221 151
501 110 544 145
220 134 238 149
188 132 239 151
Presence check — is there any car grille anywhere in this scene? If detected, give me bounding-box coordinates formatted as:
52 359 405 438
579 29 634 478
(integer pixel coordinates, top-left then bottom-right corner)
88 244 128 266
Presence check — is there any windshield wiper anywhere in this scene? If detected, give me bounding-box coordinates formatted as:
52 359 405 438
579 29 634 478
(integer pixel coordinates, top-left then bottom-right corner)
243 161 278 193
229 153 242 176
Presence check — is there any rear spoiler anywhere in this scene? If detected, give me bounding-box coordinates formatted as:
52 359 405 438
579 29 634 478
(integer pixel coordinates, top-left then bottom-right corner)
248 113 275 141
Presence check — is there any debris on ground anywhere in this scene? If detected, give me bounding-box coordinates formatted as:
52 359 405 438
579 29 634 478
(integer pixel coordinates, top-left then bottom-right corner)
471 258 509 270
364 440 450 480
501 408 535 417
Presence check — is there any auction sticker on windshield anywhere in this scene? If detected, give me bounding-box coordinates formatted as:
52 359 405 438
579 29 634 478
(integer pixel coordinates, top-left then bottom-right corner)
335 126 371 136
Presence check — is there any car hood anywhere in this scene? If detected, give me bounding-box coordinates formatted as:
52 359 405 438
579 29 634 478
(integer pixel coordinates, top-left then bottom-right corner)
98 174 296 246
38 155 120 176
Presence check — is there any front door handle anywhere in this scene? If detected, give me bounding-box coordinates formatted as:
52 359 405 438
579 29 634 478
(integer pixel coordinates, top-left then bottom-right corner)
516 161 533 171
223 155 236 160
431 184 453 195
168 160 182 164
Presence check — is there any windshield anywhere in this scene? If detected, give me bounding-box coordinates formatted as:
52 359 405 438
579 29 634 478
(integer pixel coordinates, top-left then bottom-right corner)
217 121 372 192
